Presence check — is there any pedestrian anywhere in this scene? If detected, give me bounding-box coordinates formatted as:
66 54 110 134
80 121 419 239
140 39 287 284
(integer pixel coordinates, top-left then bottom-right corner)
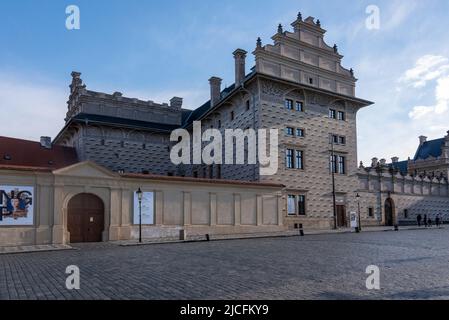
436 215 440 227
428 218 432 227
417 214 422 227
424 214 428 227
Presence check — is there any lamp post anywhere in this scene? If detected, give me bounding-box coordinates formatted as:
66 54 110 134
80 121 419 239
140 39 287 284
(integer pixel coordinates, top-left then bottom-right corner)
356 193 362 232
331 138 337 229
136 187 143 243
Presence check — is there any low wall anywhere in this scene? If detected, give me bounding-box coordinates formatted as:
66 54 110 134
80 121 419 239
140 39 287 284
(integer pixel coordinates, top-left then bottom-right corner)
0 162 286 247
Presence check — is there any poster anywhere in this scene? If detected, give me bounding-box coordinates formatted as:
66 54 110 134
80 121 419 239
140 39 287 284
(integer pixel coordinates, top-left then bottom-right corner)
0 186 34 226
133 191 154 225
350 211 358 228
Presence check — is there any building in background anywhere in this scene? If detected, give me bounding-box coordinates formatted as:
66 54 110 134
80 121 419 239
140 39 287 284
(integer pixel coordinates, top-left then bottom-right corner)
1 13 449 247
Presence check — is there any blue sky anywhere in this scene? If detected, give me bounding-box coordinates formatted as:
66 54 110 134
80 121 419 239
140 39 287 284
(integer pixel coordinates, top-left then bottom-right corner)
1 0 448 164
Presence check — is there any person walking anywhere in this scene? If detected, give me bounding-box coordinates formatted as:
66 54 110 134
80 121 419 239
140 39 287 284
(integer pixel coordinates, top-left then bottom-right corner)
424 214 428 227
417 214 422 227
428 217 432 227
436 214 441 228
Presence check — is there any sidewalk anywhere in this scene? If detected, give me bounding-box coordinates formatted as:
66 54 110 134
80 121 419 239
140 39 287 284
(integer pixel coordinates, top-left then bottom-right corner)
304 225 445 235
0 244 74 255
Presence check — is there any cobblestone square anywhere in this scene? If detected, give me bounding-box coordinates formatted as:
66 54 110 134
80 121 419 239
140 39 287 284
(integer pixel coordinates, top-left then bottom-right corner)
1 229 449 300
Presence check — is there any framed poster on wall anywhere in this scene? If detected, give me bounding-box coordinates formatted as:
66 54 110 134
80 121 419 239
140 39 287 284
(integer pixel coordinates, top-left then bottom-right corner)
133 191 154 225
0 186 34 226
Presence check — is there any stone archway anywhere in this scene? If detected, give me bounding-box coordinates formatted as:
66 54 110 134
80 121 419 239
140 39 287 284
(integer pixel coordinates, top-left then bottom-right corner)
67 193 105 243
384 198 395 227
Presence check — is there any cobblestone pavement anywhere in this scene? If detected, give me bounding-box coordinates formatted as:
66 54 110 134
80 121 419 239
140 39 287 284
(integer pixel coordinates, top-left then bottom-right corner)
2 228 449 300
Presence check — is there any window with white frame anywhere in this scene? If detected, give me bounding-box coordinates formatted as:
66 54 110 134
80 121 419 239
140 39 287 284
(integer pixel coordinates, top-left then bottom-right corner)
285 127 294 136
286 149 294 169
285 99 294 110
287 195 296 215
287 194 307 216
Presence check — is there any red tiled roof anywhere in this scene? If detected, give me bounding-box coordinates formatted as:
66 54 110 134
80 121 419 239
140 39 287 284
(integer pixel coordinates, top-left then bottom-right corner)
121 172 285 188
0 136 78 170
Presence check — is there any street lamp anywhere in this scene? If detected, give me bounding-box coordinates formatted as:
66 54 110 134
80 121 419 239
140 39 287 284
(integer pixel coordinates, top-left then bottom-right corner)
136 187 143 243
356 193 362 232
331 138 337 229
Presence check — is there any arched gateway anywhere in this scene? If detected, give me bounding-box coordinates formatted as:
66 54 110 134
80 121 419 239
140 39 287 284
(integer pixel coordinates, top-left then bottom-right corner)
67 193 105 243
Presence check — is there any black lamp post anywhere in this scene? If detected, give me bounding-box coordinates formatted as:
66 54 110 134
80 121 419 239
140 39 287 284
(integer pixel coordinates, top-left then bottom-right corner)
136 187 143 243
356 193 362 232
331 139 337 229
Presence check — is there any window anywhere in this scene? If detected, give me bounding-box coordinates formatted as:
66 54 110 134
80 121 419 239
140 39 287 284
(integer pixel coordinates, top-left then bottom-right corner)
208 166 213 179
298 195 306 216
330 155 337 173
246 100 250 111
285 127 294 136
329 155 346 174
217 165 222 179
295 150 304 169
100 139 105 146
331 134 338 144
288 195 306 216
230 111 235 121
338 156 346 174
368 207 374 217
296 101 304 112
296 128 305 137
287 195 296 215
331 134 346 145
329 109 336 119
286 149 294 169
218 120 221 128
338 111 345 121
309 78 314 85
121 141 125 148
285 99 294 110
142 143 146 150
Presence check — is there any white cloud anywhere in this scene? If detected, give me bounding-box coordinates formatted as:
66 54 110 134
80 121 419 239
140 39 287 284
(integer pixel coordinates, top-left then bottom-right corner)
408 74 449 121
399 55 449 88
0 72 67 141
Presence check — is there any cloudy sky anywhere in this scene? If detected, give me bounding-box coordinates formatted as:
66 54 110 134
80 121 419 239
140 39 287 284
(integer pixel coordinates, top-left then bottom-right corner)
0 0 448 164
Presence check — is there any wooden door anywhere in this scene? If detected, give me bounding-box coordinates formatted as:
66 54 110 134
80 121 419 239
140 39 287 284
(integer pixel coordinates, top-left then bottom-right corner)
67 194 104 243
336 205 346 228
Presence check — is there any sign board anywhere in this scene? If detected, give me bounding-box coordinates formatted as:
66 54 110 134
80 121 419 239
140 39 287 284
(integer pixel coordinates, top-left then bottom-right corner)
133 191 154 225
350 211 358 228
0 186 34 226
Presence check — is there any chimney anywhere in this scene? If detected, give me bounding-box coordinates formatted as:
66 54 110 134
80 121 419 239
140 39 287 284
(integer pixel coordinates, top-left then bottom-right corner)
391 157 399 163
170 97 183 109
419 135 427 146
371 157 378 167
209 77 222 107
233 49 247 87
40 136 52 149
380 159 387 166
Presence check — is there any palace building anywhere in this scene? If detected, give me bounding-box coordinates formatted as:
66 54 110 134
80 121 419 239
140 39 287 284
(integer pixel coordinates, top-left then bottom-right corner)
1 13 448 246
